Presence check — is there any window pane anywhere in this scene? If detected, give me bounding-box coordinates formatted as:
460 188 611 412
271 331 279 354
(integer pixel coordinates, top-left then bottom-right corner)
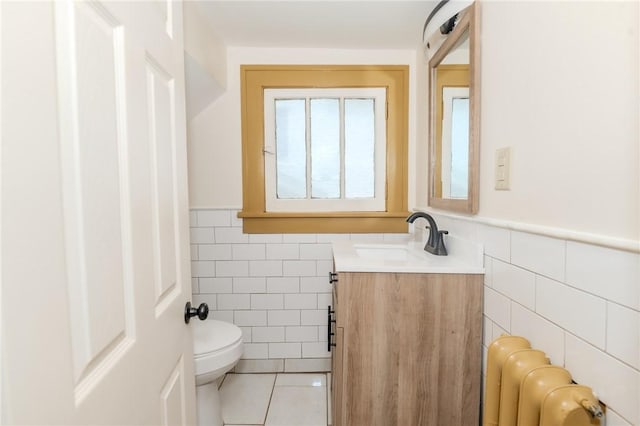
450 97 469 199
275 99 306 199
344 99 375 198
310 98 340 198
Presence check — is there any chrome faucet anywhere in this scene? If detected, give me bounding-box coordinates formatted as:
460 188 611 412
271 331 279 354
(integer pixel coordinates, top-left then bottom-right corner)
406 212 448 256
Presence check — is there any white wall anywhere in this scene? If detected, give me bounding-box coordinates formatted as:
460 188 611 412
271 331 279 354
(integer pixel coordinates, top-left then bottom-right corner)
183 2 226 86
416 1 640 242
474 1 639 241
183 2 227 120
187 46 419 209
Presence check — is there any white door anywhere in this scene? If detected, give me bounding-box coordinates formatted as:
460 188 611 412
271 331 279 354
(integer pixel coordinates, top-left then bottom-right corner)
1 1 197 424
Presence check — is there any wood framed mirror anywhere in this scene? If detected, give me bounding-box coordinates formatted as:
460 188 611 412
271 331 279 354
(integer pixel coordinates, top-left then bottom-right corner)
428 2 480 214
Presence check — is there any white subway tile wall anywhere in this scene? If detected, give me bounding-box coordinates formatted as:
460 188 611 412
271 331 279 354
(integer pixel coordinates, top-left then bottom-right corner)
510 231 566 282
428 212 640 426
492 259 536 310
606 302 640 370
566 241 640 311
190 208 640 424
190 208 406 375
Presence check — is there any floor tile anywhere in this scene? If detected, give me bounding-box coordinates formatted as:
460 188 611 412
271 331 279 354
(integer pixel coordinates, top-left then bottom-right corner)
275 373 326 387
220 373 276 425
265 386 327 426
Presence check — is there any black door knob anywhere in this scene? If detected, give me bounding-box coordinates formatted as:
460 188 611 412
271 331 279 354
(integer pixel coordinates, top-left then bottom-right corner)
184 302 209 324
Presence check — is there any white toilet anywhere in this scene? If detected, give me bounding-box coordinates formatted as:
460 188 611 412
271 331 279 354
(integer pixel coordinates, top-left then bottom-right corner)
192 320 243 426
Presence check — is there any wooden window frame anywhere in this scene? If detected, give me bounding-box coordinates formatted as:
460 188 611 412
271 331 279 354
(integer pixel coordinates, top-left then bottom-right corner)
239 65 409 234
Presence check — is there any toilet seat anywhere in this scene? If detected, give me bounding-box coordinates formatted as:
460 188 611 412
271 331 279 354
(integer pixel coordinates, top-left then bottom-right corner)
192 320 243 383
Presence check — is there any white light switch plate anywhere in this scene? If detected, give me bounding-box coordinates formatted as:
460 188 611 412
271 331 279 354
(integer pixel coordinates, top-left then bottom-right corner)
495 147 511 190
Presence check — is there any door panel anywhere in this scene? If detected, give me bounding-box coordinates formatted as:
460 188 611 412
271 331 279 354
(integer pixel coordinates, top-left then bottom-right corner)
1 1 196 424
55 0 135 393
161 356 188 426
146 56 181 314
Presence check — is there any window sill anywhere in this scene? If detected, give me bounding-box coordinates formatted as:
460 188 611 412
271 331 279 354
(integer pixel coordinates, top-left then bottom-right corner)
237 211 410 234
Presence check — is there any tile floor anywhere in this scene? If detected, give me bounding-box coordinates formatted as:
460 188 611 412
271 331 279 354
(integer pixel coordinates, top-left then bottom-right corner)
219 373 332 426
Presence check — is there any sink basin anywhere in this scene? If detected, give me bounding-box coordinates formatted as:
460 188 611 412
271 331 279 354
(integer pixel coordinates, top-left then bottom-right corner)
353 244 423 262
332 239 484 274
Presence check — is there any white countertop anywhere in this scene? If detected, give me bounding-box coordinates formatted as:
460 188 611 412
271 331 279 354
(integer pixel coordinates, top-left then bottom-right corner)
332 236 484 274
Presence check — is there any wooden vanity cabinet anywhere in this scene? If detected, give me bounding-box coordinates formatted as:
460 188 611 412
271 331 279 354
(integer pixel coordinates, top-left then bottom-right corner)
330 271 483 426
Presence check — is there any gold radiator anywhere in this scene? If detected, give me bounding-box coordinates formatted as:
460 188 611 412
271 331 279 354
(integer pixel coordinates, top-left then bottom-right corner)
483 335 604 426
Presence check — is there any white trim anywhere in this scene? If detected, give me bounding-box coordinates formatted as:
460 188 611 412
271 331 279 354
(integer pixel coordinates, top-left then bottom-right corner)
414 206 640 254
189 206 242 211
264 88 387 212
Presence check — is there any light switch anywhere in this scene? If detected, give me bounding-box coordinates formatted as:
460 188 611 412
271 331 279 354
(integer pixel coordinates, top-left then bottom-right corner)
495 147 511 190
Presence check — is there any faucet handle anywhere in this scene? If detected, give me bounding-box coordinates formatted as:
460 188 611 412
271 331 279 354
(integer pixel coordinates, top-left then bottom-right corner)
435 230 449 256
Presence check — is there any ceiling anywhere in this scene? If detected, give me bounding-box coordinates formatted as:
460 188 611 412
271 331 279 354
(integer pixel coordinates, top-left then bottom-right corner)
192 1 439 50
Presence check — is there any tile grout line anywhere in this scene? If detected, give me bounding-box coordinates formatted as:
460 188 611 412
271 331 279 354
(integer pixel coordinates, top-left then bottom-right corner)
261 374 278 426
222 373 330 426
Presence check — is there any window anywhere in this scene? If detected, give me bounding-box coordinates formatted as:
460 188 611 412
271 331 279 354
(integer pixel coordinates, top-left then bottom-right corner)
264 88 387 212
239 65 409 233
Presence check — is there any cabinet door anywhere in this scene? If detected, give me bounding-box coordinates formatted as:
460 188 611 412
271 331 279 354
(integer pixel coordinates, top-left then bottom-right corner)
397 272 483 425
341 272 401 426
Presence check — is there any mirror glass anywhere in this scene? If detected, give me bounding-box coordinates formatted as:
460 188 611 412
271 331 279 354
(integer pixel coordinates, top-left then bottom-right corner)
428 4 479 214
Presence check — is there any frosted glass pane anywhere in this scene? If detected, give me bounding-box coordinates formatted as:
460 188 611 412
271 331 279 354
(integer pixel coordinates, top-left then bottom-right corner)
310 98 340 198
275 99 306 199
450 97 469 199
344 99 375 198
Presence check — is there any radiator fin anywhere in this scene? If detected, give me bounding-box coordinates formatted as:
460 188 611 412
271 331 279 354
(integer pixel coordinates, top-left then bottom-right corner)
484 335 602 426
